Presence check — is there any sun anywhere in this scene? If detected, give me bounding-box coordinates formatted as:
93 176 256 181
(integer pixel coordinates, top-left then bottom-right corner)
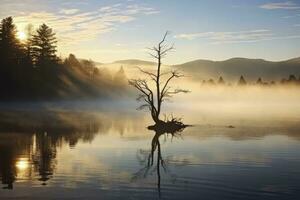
17 31 27 41
16 159 29 170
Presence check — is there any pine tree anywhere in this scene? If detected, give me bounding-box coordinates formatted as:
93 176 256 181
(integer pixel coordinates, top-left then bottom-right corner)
238 75 247 86
114 66 127 84
31 24 57 66
0 17 22 65
218 76 225 84
64 54 82 68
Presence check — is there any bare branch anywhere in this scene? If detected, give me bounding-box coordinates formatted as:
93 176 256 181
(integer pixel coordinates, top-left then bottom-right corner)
160 44 175 58
159 31 169 47
137 104 150 111
148 52 159 59
160 71 181 96
136 67 157 81
128 78 158 116
168 88 190 94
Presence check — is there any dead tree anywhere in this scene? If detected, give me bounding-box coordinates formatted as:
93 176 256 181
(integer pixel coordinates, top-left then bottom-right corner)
129 32 188 124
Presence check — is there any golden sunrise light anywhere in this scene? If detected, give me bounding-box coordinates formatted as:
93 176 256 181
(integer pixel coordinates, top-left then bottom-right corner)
17 31 26 41
16 158 29 170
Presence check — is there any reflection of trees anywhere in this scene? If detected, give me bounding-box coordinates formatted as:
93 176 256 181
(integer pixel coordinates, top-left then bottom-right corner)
0 112 97 189
0 134 32 189
0 147 16 189
133 126 186 198
33 133 57 184
0 110 147 189
0 133 56 188
0 128 99 189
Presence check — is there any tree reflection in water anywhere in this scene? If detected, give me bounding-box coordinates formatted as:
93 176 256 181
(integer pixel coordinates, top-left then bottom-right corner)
133 125 187 198
0 110 121 189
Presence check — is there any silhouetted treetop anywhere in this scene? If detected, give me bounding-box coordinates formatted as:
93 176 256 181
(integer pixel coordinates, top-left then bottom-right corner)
0 17 23 62
256 77 263 84
64 54 82 68
31 23 57 66
218 76 225 84
238 75 247 86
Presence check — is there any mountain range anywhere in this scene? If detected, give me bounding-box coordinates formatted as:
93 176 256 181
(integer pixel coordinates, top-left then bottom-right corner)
112 57 300 82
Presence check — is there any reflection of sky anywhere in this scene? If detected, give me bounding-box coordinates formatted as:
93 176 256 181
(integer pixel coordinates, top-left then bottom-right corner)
1 109 300 199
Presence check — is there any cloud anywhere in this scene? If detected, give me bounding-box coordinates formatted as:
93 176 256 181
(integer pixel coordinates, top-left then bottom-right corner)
260 1 300 10
175 30 273 43
12 3 159 47
174 30 300 44
59 9 79 15
174 32 212 40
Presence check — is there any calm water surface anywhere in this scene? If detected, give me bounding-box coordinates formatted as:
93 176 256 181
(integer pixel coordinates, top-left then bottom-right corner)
0 108 300 200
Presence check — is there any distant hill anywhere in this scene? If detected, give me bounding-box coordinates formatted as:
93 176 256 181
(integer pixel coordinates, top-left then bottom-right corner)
114 59 156 66
173 57 300 82
78 59 103 66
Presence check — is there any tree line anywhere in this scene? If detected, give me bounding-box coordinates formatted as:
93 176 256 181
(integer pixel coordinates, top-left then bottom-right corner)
0 16 128 101
201 75 300 87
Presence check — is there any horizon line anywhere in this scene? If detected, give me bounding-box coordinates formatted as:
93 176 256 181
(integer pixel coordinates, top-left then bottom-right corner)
84 56 300 66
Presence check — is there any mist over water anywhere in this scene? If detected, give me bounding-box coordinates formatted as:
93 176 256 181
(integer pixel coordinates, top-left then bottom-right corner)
1 55 300 200
0 84 300 199
148 78 299 127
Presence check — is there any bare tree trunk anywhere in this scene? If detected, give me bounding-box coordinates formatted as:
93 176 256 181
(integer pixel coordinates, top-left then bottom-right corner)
151 108 159 124
155 32 168 123
156 47 161 121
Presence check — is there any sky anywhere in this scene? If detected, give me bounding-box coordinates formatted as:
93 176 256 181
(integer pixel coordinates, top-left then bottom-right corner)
1 0 300 64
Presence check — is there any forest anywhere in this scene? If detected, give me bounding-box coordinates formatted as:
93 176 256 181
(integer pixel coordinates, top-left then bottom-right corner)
0 17 129 101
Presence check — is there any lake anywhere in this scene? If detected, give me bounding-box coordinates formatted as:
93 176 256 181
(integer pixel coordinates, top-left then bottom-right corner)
0 100 300 200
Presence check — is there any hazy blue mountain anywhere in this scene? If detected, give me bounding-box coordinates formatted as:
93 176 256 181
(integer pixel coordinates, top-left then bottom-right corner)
173 57 300 81
114 59 156 66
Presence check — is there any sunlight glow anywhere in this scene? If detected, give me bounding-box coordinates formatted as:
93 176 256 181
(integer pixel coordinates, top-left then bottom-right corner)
17 31 27 41
16 158 29 170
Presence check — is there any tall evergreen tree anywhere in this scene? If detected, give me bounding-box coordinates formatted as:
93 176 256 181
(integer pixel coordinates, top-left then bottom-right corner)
0 17 22 66
0 16 25 97
31 24 57 66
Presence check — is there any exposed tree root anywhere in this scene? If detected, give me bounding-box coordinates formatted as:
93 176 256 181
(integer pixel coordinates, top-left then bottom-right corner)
147 115 190 134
